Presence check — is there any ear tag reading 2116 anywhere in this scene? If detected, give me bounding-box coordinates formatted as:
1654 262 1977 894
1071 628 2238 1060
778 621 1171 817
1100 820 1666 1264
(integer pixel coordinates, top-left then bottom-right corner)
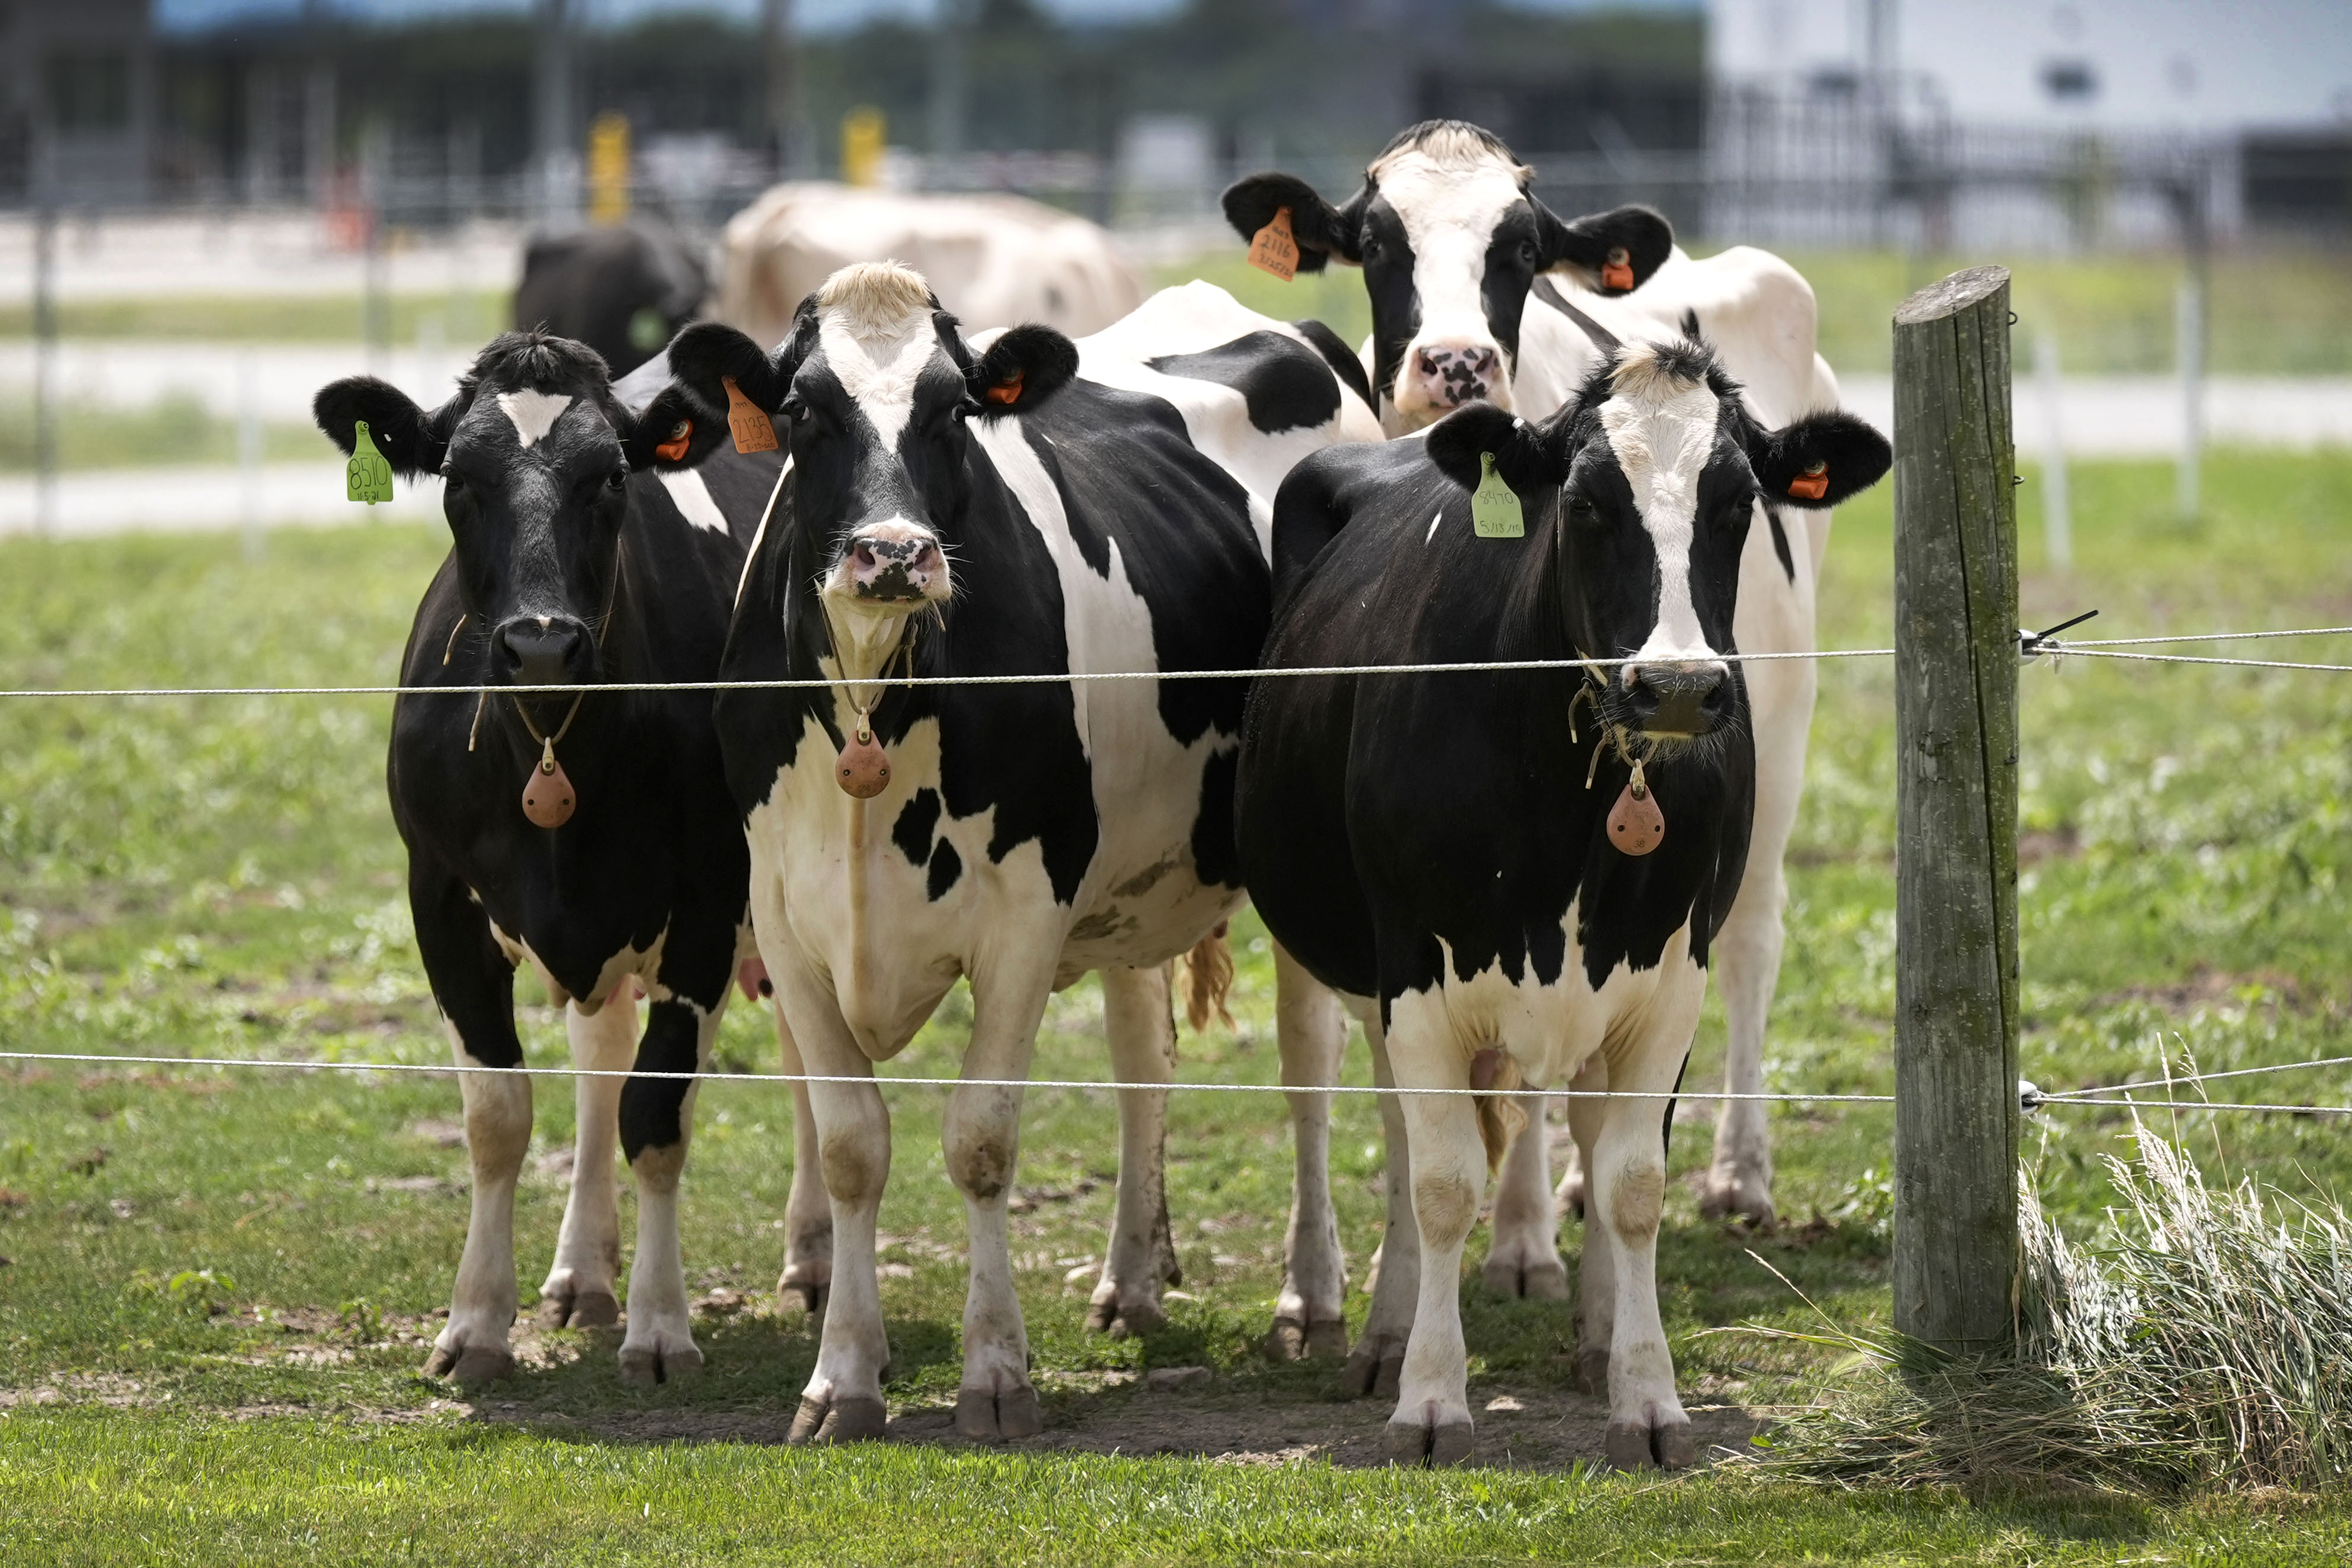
347 418 394 505
1248 207 1299 281
1471 453 1523 538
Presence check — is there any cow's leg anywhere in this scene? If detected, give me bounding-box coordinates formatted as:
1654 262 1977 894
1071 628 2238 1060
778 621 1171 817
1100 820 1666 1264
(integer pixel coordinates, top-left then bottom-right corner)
1381 1006 1483 1467
1343 1005 1419 1399
1087 964 1178 1338
616 996 716 1384
947 953 1059 1441
1704 531 1817 1227
536 992 634 1329
1564 1054 1615 1395
409 862 529 1386
774 1000 834 1319
777 958 893 1444
1592 996 1702 1471
1268 943 1349 1359
1482 1090 1568 1299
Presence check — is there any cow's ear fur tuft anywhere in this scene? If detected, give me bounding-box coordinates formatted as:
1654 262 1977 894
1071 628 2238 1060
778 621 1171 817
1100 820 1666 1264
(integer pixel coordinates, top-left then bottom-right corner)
621 383 733 472
1747 409 1892 510
969 324 1079 418
666 320 782 414
1539 204 1675 295
1425 403 1570 498
313 376 453 478
1220 173 1362 271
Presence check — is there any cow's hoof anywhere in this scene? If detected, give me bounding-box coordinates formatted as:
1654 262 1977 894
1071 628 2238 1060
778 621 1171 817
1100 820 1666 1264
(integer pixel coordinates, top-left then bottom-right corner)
1343 1333 1405 1399
536 1287 619 1330
1697 1170 1776 1227
1573 1346 1610 1396
1085 1294 1167 1339
1481 1254 1570 1301
618 1341 703 1386
427 1343 515 1386
1555 1172 1586 1221
791 1393 887 1444
954 1383 1043 1441
1264 1315 1349 1361
1384 1417 1476 1467
778 1280 828 1319
1605 1419 1694 1471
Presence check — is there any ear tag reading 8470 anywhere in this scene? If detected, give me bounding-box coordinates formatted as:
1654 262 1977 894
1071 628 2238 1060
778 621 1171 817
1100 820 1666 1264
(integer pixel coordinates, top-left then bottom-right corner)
347 418 394 505
1471 452 1524 538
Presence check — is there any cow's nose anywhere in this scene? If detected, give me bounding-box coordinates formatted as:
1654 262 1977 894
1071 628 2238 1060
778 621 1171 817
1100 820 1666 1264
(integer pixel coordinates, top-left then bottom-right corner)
1623 661 1731 737
1412 342 1502 408
497 619 588 686
846 522 947 602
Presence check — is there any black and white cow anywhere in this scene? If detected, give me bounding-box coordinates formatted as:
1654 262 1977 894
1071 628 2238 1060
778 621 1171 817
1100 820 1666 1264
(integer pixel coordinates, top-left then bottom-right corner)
514 225 711 380
1235 338 1889 1466
1227 120 1855 1239
312 330 806 1385
656 263 1378 1443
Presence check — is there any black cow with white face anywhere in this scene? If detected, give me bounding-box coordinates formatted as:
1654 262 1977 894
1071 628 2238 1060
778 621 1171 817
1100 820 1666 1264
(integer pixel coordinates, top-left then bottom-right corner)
658 263 1377 1444
1235 337 1889 1468
514 225 711 380
1223 120 1671 436
1235 120 1879 1248
312 331 803 1387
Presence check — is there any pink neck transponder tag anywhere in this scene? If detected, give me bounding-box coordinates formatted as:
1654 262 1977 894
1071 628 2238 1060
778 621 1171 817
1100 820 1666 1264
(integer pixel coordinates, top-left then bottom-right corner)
522 741 577 829
1607 761 1664 856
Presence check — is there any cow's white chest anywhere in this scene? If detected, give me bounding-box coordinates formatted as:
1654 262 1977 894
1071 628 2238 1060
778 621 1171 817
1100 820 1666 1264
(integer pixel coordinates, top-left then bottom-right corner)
1384 915 1705 1090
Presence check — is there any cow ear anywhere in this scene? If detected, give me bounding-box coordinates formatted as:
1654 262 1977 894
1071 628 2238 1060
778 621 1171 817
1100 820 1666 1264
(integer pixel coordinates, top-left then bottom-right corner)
313 376 452 478
1220 172 1361 271
621 383 732 472
1538 203 1674 295
1425 402 1570 497
1747 409 1892 510
969 324 1079 418
666 320 784 415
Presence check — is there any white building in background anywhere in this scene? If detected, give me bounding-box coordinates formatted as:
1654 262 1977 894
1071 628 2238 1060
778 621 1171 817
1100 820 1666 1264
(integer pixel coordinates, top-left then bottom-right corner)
1710 0 2352 133
1705 0 2352 250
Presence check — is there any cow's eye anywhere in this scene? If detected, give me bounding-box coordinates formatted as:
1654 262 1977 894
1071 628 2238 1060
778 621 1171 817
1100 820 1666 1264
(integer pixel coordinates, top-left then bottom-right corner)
1568 493 1596 518
607 467 628 492
1519 240 1538 265
1361 236 1380 260
780 393 809 424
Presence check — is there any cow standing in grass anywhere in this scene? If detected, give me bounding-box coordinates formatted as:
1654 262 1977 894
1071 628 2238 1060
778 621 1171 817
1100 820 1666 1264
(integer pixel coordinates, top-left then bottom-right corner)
1225 121 1855 1268
1235 338 1890 1466
314 331 824 1385
658 263 1380 1441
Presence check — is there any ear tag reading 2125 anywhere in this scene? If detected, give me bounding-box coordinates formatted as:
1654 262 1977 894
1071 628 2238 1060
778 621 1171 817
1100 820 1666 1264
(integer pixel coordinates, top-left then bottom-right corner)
1471 453 1524 538
347 418 394 505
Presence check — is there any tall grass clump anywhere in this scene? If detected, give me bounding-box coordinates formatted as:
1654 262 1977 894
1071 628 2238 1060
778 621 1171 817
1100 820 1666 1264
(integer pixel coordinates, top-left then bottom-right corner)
1741 1124 2352 1493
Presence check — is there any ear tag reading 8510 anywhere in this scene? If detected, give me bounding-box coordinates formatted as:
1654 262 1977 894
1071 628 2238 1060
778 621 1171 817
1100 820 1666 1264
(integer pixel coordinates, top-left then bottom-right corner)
347 418 394 505
1471 452 1524 538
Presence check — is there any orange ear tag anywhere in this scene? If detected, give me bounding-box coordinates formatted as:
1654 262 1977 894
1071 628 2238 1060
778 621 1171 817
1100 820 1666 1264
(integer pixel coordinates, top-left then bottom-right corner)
723 376 778 454
1600 247 1635 292
1248 206 1300 282
653 419 692 463
1606 763 1664 857
984 370 1024 407
1787 462 1829 501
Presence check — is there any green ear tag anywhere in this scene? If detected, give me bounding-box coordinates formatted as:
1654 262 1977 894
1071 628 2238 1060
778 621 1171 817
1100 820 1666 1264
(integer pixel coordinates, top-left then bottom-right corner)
347 418 395 506
1471 452 1524 538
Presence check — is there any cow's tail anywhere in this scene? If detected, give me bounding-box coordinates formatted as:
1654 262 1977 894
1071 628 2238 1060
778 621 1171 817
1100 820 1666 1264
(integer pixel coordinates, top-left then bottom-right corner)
1178 921 1236 1034
1472 1048 1528 1173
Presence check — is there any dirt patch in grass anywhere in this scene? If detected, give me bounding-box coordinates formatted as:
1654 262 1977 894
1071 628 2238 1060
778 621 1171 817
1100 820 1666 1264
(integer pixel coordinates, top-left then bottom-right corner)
454 1373 1760 1473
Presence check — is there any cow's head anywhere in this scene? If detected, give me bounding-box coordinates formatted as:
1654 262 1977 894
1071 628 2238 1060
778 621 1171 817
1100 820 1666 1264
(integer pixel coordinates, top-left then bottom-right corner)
1223 120 1673 434
1427 337 1889 744
314 331 724 686
663 262 1078 678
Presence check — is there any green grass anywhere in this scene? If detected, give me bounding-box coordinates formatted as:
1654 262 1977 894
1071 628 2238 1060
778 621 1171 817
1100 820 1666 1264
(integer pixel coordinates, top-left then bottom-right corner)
4 452 2352 1559
0 396 333 472
0 291 511 346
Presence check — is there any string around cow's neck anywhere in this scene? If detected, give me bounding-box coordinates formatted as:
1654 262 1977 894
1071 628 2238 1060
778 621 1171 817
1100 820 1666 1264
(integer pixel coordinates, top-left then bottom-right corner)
823 611 917 799
458 559 623 831
1575 648 1665 858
